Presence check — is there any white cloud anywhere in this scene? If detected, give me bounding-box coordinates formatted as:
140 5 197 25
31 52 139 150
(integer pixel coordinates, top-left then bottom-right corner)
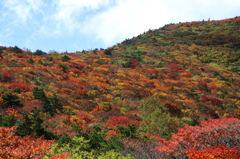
4 0 239 43
0 0 240 51
81 0 171 45
1 0 45 25
42 0 113 36
81 0 240 47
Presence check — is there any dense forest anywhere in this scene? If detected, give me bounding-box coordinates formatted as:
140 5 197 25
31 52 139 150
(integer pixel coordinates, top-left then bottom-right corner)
0 16 240 158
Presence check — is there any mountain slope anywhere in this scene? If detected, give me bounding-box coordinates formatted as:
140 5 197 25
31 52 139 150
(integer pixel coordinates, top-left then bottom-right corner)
0 16 240 158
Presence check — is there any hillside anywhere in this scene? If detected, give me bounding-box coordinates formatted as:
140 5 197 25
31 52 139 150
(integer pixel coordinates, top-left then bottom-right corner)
0 17 240 158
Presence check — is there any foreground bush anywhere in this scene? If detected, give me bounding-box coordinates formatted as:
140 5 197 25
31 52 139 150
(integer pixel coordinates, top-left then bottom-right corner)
44 136 133 159
186 144 240 159
0 126 54 159
155 117 240 158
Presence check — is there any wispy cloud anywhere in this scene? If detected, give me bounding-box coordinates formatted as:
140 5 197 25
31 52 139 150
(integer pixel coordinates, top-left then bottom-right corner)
34 0 115 37
1 0 45 26
81 0 240 47
82 0 168 45
0 0 239 51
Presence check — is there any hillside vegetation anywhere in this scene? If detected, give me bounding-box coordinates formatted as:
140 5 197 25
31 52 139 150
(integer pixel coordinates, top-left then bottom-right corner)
0 17 240 158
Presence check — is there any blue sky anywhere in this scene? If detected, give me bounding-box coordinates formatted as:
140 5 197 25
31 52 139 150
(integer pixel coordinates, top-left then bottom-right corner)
0 0 240 53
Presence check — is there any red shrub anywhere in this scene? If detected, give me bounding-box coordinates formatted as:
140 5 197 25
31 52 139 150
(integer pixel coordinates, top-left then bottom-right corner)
105 130 121 140
168 74 176 78
107 116 140 128
0 71 12 82
17 61 32 67
201 96 222 105
129 59 140 68
75 111 94 124
92 105 120 113
10 83 32 92
69 68 82 74
49 153 71 159
155 118 240 158
186 144 240 159
0 126 54 159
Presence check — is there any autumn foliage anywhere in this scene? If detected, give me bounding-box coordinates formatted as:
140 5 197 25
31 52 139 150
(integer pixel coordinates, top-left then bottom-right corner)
0 17 240 158
186 144 240 159
0 126 54 159
155 118 240 158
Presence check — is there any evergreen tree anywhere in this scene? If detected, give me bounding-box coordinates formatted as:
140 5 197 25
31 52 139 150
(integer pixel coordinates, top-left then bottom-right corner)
104 48 113 55
11 45 23 53
58 64 69 73
30 109 46 136
48 93 63 115
32 87 49 103
0 114 17 127
32 87 63 116
16 109 56 139
33 49 46 55
0 48 3 59
27 57 34 64
2 93 23 108
16 112 34 136
32 87 52 115
61 55 71 61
